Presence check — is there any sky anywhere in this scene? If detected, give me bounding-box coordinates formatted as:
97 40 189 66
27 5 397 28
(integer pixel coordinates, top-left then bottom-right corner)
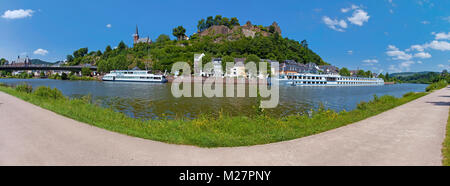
0 0 449 73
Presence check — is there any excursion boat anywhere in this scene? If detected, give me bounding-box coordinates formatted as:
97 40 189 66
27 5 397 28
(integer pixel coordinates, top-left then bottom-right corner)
102 70 168 83
279 73 384 86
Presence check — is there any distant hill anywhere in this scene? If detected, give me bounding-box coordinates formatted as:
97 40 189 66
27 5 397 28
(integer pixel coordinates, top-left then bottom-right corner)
30 59 55 65
390 71 437 77
391 71 441 84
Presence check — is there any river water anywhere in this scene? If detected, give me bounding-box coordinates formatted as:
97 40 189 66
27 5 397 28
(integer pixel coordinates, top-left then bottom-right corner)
0 79 428 119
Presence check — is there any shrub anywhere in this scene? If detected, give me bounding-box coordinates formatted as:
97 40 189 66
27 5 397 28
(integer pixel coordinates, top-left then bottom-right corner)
426 80 448 92
15 84 33 93
403 92 416 98
33 86 64 99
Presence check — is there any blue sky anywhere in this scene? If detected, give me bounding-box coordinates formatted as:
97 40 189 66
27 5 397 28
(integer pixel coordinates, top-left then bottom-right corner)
0 0 449 73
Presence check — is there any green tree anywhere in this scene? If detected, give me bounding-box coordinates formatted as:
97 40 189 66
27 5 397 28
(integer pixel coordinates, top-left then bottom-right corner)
156 34 171 43
197 19 206 32
172 26 186 41
356 70 365 77
230 17 239 26
81 67 92 76
206 16 214 28
214 15 222 25
105 45 112 53
61 72 68 80
222 55 234 71
339 67 351 76
73 48 88 58
117 41 127 51
245 54 261 63
0 58 7 65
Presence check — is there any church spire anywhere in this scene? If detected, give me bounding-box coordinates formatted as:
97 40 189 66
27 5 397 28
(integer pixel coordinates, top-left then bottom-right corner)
133 25 140 44
135 25 139 36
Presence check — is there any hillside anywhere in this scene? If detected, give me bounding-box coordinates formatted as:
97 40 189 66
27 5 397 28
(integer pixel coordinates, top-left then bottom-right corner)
391 71 444 84
66 16 328 73
30 59 55 65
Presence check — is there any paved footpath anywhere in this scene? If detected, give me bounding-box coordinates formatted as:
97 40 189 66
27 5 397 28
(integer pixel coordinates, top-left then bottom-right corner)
0 87 449 166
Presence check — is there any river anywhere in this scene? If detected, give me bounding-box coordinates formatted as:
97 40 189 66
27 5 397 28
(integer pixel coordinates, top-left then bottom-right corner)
0 78 428 120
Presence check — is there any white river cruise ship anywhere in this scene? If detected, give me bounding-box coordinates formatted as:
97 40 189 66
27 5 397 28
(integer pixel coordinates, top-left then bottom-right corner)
102 70 168 83
280 73 384 86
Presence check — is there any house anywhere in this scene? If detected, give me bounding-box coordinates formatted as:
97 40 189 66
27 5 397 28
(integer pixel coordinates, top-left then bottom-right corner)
319 65 339 74
201 58 223 77
280 60 304 75
10 56 31 67
226 58 246 78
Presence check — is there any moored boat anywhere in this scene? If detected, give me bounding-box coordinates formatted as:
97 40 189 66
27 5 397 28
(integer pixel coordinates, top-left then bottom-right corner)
279 73 384 86
102 70 168 83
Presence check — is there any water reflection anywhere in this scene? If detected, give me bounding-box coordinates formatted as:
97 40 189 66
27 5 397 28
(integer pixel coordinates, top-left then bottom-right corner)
0 79 428 120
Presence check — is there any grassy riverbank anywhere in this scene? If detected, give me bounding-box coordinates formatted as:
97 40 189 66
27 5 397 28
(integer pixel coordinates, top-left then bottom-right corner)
0 83 427 147
443 108 450 166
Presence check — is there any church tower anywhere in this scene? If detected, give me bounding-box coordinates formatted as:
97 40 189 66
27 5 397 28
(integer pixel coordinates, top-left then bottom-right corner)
133 25 140 44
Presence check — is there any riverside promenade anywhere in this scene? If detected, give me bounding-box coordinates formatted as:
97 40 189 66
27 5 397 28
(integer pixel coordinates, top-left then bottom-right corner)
0 87 449 166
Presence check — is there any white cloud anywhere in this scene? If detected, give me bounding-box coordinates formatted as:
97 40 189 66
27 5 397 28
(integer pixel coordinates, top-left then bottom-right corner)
443 16 450 23
386 45 412 60
417 61 423 64
438 64 449 69
390 61 415 72
1 9 34 19
341 8 351 13
409 44 425 52
347 50 353 55
434 32 450 40
362 59 378 64
423 40 450 51
347 9 370 26
33 48 48 56
322 16 347 32
413 52 432 59
421 21 430 24
106 24 112 28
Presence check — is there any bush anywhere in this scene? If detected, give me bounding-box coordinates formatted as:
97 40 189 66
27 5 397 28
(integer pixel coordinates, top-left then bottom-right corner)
426 80 448 92
15 84 33 93
61 73 68 80
33 86 64 99
403 92 416 98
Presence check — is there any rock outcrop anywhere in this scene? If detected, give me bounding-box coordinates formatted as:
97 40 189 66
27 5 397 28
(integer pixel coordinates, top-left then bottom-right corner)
198 21 282 41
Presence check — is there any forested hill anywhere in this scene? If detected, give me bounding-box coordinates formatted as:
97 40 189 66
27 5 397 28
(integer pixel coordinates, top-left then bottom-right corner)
65 16 328 73
391 71 448 84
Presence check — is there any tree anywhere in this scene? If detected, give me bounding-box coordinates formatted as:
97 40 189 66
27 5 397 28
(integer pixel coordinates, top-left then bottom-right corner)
356 70 365 77
269 25 276 33
81 67 92 76
222 55 234 71
96 50 102 56
206 16 214 28
245 54 261 63
197 19 206 32
172 26 186 41
156 34 171 43
105 45 112 53
0 58 7 65
73 48 88 58
117 41 127 51
230 17 239 26
213 15 222 25
221 17 230 27
61 72 68 80
339 67 351 76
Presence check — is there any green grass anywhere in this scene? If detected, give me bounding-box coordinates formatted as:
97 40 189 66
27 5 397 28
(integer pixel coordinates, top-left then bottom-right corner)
426 80 448 92
0 85 427 148
443 108 450 166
